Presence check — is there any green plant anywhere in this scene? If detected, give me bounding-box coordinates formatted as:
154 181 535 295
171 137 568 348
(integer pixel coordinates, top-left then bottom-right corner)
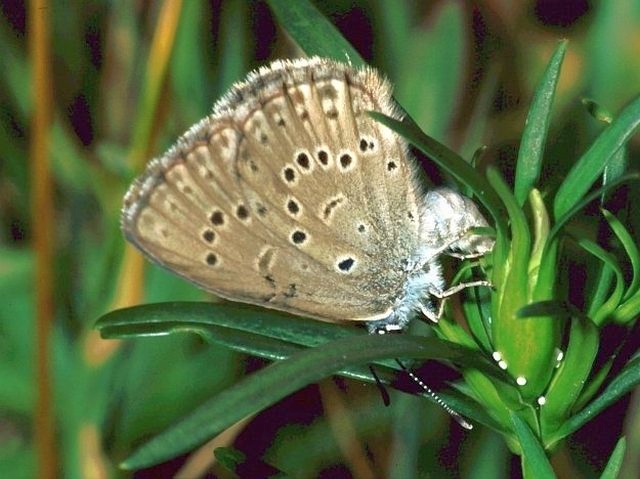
98 2 640 477
4 1 640 478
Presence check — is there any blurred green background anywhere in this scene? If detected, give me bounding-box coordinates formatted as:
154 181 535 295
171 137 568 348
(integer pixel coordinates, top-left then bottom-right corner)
1 1 639 477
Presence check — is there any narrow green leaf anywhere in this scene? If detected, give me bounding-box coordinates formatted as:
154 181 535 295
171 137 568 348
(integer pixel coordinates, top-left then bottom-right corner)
215 0 251 94
517 300 577 318
600 437 626 479
539 174 640 316
388 395 424 479
488 169 558 398
98 303 404 383
589 264 616 321
267 0 365 66
372 0 411 76
97 302 356 346
466 430 510 479
510 413 555 479
572 357 614 413
487 167 532 282
97 302 505 380
549 356 640 445
613 289 640 323
514 40 567 206
540 312 599 436
120 333 489 469
97 302 394 383
171 0 210 120
455 264 493 352
528 189 550 289
577 237 625 325
602 209 640 300
393 1 465 140
603 148 628 200
548 174 640 245
553 94 640 219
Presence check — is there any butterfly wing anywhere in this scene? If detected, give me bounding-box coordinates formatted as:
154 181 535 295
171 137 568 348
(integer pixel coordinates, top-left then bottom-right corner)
122 58 425 323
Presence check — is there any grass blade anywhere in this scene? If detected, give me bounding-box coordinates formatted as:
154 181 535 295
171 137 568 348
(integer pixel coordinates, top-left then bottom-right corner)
514 40 567 205
267 0 365 65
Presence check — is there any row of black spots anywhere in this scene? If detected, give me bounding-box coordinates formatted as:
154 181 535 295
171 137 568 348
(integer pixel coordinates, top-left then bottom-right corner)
280 149 382 189
201 204 252 244
358 139 400 176
280 148 362 186
295 149 334 172
285 227 357 274
354 134 400 174
358 137 376 153
202 206 272 270
281 153 316 185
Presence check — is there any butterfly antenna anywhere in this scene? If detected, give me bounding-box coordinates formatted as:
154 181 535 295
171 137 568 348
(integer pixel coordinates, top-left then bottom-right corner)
369 365 391 406
395 358 473 430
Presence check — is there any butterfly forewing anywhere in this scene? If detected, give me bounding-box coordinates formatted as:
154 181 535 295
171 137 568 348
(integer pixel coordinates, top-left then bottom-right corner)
122 57 425 322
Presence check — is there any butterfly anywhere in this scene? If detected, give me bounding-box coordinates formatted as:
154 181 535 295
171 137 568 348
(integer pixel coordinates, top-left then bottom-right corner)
121 57 493 334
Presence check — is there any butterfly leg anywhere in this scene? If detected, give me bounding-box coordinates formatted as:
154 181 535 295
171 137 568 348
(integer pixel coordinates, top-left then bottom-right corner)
423 280 493 323
446 250 490 260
